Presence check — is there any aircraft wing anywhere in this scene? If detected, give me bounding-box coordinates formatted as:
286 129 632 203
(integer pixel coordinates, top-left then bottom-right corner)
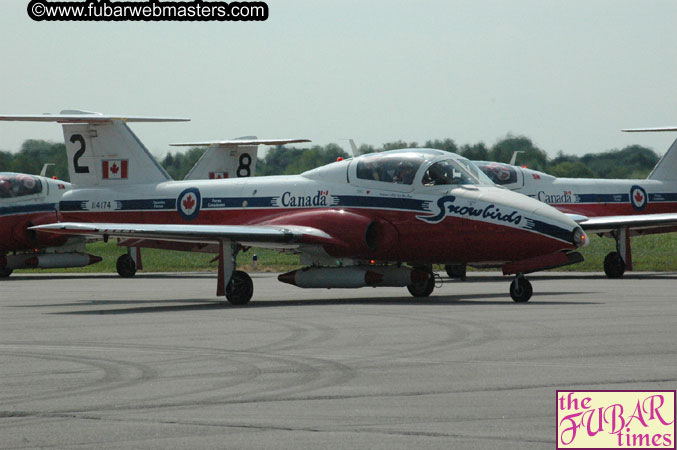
576 213 677 233
30 222 334 248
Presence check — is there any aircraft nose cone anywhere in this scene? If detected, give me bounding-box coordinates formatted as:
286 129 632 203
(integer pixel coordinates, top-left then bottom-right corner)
478 187 583 247
572 226 589 248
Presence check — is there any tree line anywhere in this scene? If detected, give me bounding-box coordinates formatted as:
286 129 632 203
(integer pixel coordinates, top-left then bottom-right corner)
0 135 660 182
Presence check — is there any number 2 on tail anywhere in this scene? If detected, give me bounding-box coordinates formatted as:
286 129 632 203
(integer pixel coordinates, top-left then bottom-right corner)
71 134 89 174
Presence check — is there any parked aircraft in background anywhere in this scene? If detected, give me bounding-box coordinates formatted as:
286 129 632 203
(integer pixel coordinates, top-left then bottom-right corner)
474 128 677 278
0 111 588 303
0 172 102 277
0 118 306 278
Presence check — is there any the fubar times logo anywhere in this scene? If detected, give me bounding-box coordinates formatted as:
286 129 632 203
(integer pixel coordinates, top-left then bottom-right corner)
556 390 675 449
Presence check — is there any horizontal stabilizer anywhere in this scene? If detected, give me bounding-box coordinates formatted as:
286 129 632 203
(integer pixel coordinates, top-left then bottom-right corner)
622 127 677 132
170 138 310 147
0 110 189 123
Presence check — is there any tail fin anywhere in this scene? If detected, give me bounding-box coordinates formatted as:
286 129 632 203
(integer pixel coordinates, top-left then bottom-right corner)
173 138 310 180
0 110 189 187
623 127 677 181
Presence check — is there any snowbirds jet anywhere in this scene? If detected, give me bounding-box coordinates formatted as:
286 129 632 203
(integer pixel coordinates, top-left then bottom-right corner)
0 172 104 276
475 128 677 278
0 111 588 304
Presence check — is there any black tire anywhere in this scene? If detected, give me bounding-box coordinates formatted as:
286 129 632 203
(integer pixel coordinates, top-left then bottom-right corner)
0 267 12 278
603 252 625 279
407 272 435 297
226 270 254 305
445 264 466 281
510 277 532 303
116 254 137 278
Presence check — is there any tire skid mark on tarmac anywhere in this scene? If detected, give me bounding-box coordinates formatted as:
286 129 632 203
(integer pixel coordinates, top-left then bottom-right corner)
0 341 355 415
0 349 157 405
240 317 339 354
0 410 554 447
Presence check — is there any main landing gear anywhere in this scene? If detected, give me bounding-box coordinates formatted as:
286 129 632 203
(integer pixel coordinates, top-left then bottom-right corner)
445 264 467 281
226 270 254 305
604 227 630 279
116 247 142 278
405 265 435 297
510 275 533 303
0 267 12 278
116 254 137 278
603 252 625 279
407 271 435 297
217 241 254 306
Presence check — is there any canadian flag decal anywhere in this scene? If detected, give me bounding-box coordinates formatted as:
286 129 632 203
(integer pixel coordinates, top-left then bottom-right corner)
209 172 229 179
102 160 128 179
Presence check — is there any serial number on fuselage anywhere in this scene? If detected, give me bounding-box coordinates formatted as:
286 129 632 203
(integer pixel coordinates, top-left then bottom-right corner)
87 200 117 211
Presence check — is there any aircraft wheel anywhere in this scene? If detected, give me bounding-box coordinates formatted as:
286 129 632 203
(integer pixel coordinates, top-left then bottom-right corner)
407 272 435 297
445 264 466 280
116 254 137 278
510 277 532 303
603 252 625 278
226 270 254 305
0 268 12 278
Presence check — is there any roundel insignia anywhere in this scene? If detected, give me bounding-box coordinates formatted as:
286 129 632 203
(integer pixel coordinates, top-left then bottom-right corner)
630 185 648 211
177 187 201 221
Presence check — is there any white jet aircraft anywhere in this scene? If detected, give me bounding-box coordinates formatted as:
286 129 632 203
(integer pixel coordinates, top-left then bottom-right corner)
474 128 677 278
0 111 588 304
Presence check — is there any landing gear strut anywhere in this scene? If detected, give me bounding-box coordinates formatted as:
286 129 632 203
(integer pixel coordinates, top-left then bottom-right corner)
510 275 532 303
116 254 137 278
604 227 630 278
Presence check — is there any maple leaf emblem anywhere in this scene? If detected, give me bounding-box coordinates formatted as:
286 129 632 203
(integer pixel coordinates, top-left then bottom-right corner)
110 163 119 174
634 191 644 203
183 194 195 210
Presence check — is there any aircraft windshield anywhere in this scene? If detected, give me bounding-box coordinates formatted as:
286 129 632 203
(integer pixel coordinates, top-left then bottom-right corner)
356 154 425 185
456 158 495 185
475 162 519 186
422 159 483 186
0 174 43 199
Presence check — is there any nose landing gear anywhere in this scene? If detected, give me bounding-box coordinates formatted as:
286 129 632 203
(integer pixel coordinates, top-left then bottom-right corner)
510 275 532 302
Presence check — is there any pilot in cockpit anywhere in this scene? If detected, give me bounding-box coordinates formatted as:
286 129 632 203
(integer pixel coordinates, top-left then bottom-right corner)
393 161 416 184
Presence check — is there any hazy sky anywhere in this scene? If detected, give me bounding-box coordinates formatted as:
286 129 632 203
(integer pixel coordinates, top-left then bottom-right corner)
1 0 677 159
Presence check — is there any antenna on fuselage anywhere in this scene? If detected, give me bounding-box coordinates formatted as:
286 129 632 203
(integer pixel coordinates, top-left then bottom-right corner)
39 163 54 177
509 151 524 166
337 139 358 157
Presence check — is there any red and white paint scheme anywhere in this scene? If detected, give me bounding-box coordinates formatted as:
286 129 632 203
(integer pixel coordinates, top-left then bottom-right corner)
475 128 677 278
0 111 587 304
0 172 102 276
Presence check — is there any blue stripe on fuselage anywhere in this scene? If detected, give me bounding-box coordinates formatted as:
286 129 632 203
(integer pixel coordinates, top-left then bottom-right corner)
530 192 677 204
575 193 628 203
332 195 429 211
203 196 276 208
523 217 573 243
0 202 56 217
